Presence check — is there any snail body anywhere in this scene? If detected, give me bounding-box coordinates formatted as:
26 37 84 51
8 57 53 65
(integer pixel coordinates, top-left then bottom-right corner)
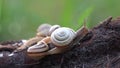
15 24 52 52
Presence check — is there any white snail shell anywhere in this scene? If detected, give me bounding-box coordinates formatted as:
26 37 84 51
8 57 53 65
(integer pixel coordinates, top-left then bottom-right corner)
27 41 49 53
49 25 61 36
51 27 76 46
37 24 52 36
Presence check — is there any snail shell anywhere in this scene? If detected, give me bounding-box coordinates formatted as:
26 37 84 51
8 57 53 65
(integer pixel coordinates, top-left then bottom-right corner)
27 41 49 53
51 27 76 46
37 24 52 37
49 25 61 35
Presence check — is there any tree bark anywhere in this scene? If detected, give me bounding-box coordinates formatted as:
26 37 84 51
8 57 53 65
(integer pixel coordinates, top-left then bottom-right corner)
35 17 120 68
0 17 120 68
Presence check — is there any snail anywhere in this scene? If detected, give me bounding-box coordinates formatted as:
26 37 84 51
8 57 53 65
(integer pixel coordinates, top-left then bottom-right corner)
27 37 51 59
15 24 52 52
27 27 77 59
51 27 76 46
27 21 89 59
27 37 50 53
37 23 52 37
49 25 61 35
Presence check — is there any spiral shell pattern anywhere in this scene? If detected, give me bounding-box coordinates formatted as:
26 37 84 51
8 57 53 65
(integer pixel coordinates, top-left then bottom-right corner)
49 25 61 35
27 41 49 53
37 24 52 36
51 27 76 46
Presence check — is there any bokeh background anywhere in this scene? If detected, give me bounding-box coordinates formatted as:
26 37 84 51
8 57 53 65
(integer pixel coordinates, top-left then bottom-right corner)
0 0 120 41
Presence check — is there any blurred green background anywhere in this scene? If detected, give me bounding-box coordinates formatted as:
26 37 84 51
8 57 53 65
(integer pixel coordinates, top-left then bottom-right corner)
0 0 120 41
